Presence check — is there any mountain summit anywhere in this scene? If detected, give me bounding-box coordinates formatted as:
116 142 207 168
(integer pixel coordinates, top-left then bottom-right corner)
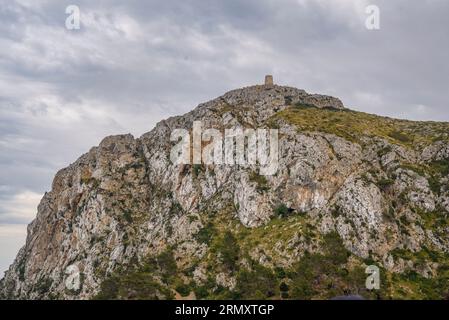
1 81 448 300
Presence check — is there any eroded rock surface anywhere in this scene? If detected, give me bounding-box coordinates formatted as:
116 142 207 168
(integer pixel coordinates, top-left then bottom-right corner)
1 85 448 299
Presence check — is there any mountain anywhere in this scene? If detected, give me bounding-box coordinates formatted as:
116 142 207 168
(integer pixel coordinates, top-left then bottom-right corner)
1 81 448 300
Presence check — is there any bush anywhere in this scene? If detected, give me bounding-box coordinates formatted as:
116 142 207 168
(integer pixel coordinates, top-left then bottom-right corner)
274 204 290 217
94 249 178 300
429 160 449 176
377 178 394 191
388 130 411 143
249 171 269 192
193 286 209 299
195 222 215 245
280 282 289 293
288 233 352 299
17 260 26 281
216 231 240 271
116 273 162 299
289 254 320 299
428 176 441 195
123 210 133 223
155 249 177 281
193 164 202 178
274 267 286 279
36 277 52 295
175 282 192 297
322 232 350 265
94 277 119 300
235 262 278 299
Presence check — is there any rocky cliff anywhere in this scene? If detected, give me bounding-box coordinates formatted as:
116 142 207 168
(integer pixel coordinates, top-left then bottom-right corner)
1 84 448 299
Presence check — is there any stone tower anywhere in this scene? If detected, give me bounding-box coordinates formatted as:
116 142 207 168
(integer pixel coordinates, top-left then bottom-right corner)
264 75 273 86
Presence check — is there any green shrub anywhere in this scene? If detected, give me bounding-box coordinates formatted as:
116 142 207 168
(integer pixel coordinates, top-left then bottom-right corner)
289 255 317 299
274 267 286 279
116 273 162 299
274 204 290 217
288 233 355 299
215 231 240 271
193 285 209 299
94 249 177 300
428 176 441 195
17 260 26 282
249 171 269 192
429 160 449 176
123 210 132 223
155 249 177 281
195 222 215 245
175 282 192 297
36 277 52 295
388 130 411 143
377 178 394 191
322 232 350 265
94 277 120 300
280 282 289 293
235 262 278 299
193 164 202 178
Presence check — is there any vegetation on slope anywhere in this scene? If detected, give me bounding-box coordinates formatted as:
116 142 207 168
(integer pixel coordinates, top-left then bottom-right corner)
274 103 449 147
94 207 449 300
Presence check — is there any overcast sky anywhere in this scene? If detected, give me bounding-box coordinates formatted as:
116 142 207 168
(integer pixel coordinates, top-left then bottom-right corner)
1 0 448 275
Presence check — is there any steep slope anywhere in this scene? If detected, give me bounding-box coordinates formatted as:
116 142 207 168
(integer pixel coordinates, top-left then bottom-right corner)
1 84 448 300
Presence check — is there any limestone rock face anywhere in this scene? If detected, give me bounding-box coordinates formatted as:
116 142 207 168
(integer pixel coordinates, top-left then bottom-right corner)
0 84 448 299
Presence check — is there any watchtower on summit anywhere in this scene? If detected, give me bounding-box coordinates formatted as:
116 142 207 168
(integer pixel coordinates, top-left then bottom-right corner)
264 75 273 86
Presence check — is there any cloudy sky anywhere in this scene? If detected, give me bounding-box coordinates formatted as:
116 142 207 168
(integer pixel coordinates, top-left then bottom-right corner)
1 0 448 274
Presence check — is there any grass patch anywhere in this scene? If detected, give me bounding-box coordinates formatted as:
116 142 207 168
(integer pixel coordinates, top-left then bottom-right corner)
275 106 449 148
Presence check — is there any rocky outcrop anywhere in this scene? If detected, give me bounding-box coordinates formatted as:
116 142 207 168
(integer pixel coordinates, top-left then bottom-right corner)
0 84 448 299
